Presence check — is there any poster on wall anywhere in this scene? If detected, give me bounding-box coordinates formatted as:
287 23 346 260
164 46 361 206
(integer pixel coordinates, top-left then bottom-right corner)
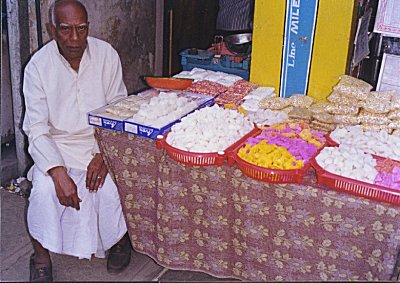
280 0 319 98
377 53 400 92
373 0 400 38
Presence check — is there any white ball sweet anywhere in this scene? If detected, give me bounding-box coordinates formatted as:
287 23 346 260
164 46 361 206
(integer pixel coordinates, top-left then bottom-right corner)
167 105 254 153
130 92 199 128
316 145 378 184
330 125 400 161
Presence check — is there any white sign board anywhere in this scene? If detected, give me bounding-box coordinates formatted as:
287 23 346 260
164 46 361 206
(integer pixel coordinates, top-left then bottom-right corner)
377 53 400 92
373 0 400 38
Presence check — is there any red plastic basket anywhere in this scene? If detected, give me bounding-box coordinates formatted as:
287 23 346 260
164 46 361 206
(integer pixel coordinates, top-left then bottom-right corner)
312 159 400 206
156 128 260 166
234 157 312 184
226 132 324 184
325 134 339 146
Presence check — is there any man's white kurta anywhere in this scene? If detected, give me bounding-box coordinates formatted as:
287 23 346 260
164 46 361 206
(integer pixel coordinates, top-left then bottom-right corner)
23 36 128 259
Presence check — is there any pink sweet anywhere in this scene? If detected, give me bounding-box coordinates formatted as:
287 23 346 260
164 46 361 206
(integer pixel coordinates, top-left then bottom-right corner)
374 167 400 190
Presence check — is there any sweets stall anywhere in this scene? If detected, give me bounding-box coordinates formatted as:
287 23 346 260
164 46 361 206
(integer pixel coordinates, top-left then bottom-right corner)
89 71 400 281
95 128 400 281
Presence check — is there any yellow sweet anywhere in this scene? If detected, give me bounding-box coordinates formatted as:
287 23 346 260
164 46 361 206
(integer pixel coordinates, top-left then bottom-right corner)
224 103 237 109
238 141 304 170
237 106 247 115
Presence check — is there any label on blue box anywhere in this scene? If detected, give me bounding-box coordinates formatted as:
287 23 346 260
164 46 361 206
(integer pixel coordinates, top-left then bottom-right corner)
88 114 124 132
280 0 319 98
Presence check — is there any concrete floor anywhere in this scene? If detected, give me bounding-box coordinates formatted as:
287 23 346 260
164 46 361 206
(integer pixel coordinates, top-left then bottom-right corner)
0 190 237 282
0 142 235 281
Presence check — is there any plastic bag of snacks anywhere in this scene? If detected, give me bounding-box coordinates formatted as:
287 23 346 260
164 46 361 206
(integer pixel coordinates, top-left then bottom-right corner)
388 109 400 120
392 93 400 110
310 120 336 132
367 91 393 101
309 101 329 114
287 94 315 108
258 97 290 110
280 106 294 114
361 97 392 114
288 107 312 122
312 112 336 124
361 123 393 133
327 91 360 106
325 103 359 115
186 80 228 96
334 114 360 125
333 75 372 100
388 120 400 129
392 129 400 136
358 110 390 125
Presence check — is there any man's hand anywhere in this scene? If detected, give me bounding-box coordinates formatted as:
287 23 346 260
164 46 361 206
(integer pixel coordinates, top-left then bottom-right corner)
48 166 81 210
86 153 108 192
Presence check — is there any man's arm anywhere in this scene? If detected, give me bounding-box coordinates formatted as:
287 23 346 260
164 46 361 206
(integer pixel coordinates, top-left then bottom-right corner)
23 62 80 209
23 62 65 173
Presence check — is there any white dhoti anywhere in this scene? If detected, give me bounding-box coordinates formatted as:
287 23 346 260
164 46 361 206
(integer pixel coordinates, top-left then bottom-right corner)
27 166 127 260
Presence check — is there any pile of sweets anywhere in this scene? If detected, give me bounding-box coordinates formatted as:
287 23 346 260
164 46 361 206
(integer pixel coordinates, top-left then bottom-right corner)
316 145 378 183
102 95 152 119
215 80 258 105
311 75 400 133
130 92 198 128
241 87 289 126
185 80 228 96
174 67 242 87
240 86 277 112
258 94 317 128
316 145 400 190
254 75 400 133
166 104 254 153
329 125 400 161
246 109 289 127
238 122 325 170
375 159 400 190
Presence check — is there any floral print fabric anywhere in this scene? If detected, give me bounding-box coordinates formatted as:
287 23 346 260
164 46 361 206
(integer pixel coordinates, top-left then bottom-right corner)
96 128 400 281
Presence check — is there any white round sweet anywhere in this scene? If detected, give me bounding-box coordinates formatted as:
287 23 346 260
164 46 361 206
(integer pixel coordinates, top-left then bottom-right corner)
316 145 378 184
167 105 254 153
330 125 400 161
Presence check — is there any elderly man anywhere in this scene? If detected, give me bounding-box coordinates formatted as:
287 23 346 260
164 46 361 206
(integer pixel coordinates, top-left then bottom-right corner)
23 0 132 281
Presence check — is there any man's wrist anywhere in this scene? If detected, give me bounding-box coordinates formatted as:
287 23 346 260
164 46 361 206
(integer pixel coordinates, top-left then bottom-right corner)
47 166 67 178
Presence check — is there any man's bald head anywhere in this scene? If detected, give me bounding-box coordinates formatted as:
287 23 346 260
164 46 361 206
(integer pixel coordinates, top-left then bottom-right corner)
49 0 88 25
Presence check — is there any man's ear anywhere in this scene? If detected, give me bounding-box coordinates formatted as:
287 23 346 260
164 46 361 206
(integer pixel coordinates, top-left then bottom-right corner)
46 23 55 39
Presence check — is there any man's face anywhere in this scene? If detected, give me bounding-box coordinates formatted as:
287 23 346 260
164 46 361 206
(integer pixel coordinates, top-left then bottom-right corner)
51 2 89 63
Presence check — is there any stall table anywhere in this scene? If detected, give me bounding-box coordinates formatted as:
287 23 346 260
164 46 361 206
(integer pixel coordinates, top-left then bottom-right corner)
96 128 400 281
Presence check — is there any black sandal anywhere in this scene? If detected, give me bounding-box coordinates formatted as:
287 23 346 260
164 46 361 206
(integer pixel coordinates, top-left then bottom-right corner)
29 254 53 282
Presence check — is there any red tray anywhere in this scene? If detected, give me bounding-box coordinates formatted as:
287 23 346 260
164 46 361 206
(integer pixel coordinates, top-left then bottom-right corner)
226 132 324 184
144 76 194 90
156 128 260 166
312 159 400 206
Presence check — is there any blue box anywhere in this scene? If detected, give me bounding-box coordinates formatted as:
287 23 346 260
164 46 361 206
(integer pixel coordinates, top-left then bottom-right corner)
88 98 127 132
180 49 250 80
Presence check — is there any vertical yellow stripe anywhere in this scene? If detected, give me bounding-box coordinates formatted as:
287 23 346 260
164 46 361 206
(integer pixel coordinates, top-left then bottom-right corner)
250 0 286 90
308 0 357 100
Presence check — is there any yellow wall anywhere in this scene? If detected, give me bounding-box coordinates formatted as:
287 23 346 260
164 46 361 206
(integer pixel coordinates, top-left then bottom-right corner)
250 0 356 101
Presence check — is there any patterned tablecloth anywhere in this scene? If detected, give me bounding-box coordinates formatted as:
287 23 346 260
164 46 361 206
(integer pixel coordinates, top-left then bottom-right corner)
96 128 400 281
